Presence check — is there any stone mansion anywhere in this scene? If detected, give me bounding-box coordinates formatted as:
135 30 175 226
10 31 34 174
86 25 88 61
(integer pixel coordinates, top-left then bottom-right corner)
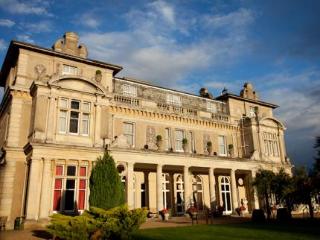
0 32 292 228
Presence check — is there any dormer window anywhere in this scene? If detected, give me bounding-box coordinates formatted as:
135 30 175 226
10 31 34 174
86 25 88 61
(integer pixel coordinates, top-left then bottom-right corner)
122 84 137 97
62 64 78 75
207 101 217 113
166 94 181 106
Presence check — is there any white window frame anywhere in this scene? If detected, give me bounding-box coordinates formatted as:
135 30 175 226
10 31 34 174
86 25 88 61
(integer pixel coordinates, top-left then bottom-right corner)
123 122 135 147
57 98 91 136
175 129 184 152
218 135 227 156
166 94 181 107
207 101 217 113
164 128 171 151
62 64 78 75
122 84 137 97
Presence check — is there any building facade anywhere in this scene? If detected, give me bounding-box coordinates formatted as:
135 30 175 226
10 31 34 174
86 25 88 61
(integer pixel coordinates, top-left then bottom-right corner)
0 32 292 228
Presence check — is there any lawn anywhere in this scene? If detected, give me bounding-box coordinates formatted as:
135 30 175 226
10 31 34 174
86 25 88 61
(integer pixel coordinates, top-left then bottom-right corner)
133 219 320 240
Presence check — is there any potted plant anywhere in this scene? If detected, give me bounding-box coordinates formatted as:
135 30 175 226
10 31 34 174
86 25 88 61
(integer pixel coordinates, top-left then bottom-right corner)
182 138 188 152
95 69 102 82
207 141 212 155
160 208 169 221
156 135 162 150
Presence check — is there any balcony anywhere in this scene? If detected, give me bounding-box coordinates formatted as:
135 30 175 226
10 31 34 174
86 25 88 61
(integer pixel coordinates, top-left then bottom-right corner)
212 113 229 122
114 95 140 106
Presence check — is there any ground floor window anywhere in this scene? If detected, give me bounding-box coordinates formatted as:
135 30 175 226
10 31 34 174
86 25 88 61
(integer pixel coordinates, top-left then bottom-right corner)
162 173 171 209
53 165 87 212
219 176 232 214
175 174 184 213
192 175 203 210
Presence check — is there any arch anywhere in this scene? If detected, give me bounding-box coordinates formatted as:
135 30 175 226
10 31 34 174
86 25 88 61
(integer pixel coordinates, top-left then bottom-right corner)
192 175 204 210
259 117 286 130
49 76 108 96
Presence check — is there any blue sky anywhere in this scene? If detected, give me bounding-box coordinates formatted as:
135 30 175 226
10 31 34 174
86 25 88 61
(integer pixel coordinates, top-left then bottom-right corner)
0 0 319 167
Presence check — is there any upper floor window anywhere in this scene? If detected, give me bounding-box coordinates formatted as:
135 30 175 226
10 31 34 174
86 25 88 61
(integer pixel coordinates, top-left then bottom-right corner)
122 84 137 97
175 129 184 152
207 101 217 113
166 94 181 107
249 106 257 117
263 132 279 157
189 131 195 153
123 122 135 147
164 128 171 150
58 98 90 135
218 135 227 156
62 64 78 75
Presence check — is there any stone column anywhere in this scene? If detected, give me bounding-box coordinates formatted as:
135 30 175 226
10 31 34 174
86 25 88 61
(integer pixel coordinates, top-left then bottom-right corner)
126 162 134 209
209 167 216 208
26 158 43 220
183 166 190 209
39 159 53 218
230 169 238 212
251 170 259 209
156 164 163 211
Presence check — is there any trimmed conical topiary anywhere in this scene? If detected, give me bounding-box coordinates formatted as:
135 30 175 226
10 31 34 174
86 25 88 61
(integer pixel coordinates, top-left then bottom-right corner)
89 152 125 210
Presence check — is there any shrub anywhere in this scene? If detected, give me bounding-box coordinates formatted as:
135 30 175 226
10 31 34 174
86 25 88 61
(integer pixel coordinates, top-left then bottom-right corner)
251 209 265 223
156 135 162 142
47 206 147 240
182 138 188 145
89 152 125 210
276 208 291 222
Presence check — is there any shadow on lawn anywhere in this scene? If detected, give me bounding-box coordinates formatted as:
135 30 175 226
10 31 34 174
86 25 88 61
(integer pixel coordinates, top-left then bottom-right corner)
223 218 320 238
32 229 52 239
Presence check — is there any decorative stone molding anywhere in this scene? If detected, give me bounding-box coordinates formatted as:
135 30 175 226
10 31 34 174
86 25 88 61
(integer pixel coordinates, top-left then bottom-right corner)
52 32 88 58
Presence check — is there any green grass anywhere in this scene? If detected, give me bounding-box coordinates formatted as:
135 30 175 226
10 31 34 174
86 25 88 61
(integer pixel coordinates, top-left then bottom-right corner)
134 219 320 240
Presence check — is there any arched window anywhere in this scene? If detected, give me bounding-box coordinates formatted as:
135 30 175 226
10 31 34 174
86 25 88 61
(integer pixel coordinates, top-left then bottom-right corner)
175 174 184 213
162 173 171 209
192 175 203 210
220 176 232 214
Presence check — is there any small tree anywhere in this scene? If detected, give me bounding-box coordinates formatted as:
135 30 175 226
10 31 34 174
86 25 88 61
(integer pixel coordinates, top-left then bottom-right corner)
252 169 275 220
89 152 125 210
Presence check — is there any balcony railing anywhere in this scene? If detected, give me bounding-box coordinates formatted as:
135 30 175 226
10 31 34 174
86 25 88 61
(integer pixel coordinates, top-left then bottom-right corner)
114 95 139 106
212 113 229 122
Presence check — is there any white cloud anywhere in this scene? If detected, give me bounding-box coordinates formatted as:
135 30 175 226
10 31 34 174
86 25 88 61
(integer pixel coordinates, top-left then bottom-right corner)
78 12 101 29
23 21 53 33
16 34 35 44
0 19 15 27
0 39 6 51
0 0 52 16
81 2 255 88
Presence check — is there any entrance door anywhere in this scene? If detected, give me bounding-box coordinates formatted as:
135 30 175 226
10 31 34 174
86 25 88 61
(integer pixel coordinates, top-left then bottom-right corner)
175 174 184 214
220 176 232 214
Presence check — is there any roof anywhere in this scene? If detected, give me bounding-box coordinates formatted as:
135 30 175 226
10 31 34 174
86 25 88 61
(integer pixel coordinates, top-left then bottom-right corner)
0 40 123 87
216 93 279 109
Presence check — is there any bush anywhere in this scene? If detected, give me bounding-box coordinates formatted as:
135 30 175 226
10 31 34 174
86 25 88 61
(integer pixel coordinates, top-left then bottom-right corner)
89 152 125 210
47 205 147 240
276 208 291 222
251 209 265 223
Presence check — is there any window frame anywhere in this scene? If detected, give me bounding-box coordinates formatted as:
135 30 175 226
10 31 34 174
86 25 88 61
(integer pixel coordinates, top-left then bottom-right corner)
175 129 184 152
62 64 78 75
123 122 135 147
218 135 227 156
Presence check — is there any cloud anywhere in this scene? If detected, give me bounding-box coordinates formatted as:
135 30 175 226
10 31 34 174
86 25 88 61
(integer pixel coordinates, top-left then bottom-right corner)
0 19 15 27
81 2 255 87
0 39 6 51
0 0 52 16
78 12 100 29
23 21 53 33
16 34 35 44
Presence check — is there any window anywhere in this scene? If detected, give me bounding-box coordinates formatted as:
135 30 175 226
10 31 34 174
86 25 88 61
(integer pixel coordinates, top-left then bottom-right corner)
58 98 91 135
175 129 184 152
53 165 87 212
249 106 257 117
166 94 181 106
122 84 137 97
263 132 279 157
164 128 171 150
123 122 134 146
218 135 227 156
207 101 217 113
189 131 195 153
62 64 78 75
